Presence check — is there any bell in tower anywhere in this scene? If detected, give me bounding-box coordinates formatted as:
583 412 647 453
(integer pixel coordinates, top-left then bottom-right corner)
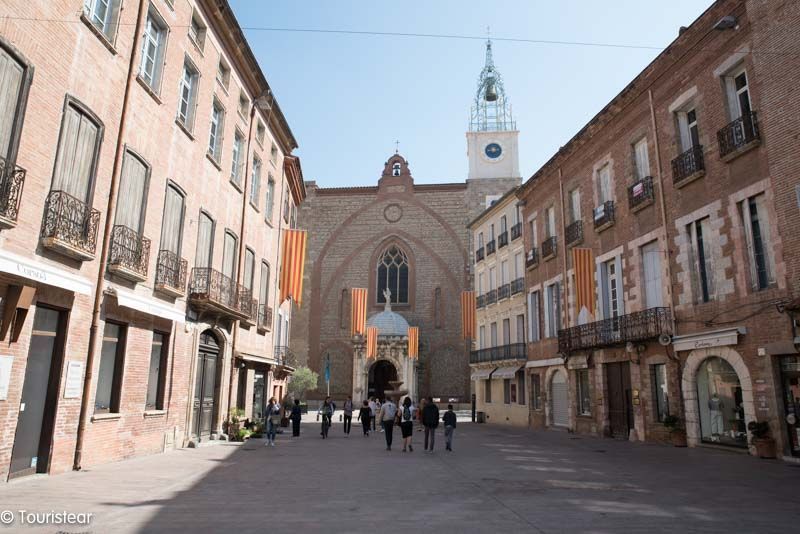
484 75 498 102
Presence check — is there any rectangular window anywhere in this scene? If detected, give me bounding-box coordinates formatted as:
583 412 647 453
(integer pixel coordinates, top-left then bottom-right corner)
641 240 663 308
0 45 30 162
51 101 102 202
502 318 510 345
740 193 774 290
177 60 199 131
260 261 270 305
478 325 486 350
531 373 542 410
283 186 291 221
528 290 540 342
256 120 265 144
489 267 496 291
265 176 275 221
597 164 612 204
243 248 255 292
600 258 621 321
160 184 185 255
577 368 591 416
477 232 484 249
216 59 231 90
146 332 168 410
208 99 224 161
504 378 511 404
188 10 206 51
238 91 250 118
546 207 556 238
490 223 495 241
651 363 669 423
484 379 491 403
195 212 214 268
270 143 278 165
222 231 238 281
139 9 167 92
95 322 126 414
500 215 507 233
230 131 245 186
84 0 122 42
516 370 526 405
725 69 752 120
677 107 700 151
545 282 561 338
249 157 262 208
516 314 525 344
688 217 713 303
501 260 509 285
514 252 523 280
115 151 149 232
490 322 498 347
634 138 650 179
569 188 581 223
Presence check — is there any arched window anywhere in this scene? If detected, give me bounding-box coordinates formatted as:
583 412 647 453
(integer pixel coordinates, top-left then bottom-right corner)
377 246 409 304
392 162 401 176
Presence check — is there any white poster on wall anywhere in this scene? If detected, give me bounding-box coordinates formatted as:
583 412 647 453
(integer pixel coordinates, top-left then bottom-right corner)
63 361 84 399
0 355 13 401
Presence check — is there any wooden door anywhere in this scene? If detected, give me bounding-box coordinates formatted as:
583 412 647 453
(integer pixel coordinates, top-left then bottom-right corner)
606 361 632 438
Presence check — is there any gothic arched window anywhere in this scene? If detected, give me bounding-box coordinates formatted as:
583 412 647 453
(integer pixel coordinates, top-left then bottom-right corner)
377 246 409 304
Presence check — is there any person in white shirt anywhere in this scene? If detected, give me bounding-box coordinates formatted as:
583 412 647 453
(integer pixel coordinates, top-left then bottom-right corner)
368 398 377 432
377 398 397 450
399 397 417 452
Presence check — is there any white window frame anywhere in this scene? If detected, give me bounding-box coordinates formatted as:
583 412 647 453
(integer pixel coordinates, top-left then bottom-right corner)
188 10 206 51
177 59 199 131
528 290 540 342
596 164 612 205
634 138 650 180
569 188 581 223
208 99 224 161
84 0 121 42
250 156 262 208
139 8 167 92
230 130 244 186
740 193 775 290
724 67 752 121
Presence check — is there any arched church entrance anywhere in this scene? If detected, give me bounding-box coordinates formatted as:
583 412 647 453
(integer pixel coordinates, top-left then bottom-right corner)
369 360 398 401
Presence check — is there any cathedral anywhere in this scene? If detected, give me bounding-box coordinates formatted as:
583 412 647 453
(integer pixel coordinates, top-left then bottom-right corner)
291 41 521 401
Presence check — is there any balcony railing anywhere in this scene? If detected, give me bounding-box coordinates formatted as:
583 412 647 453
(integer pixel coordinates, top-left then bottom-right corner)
107 225 150 282
475 246 485 262
258 304 273 332
526 247 539 268
0 156 25 228
498 231 509 249
477 294 487 309
498 283 511 301
672 145 705 185
486 289 497 305
565 220 583 246
628 176 654 212
718 111 760 159
189 267 250 320
40 190 101 261
510 222 522 241
470 342 527 364
155 250 187 297
558 307 672 354
593 201 615 230
273 346 297 368
511 277 524 295
240 289 258 325
486 240 496 255
541 236 557 259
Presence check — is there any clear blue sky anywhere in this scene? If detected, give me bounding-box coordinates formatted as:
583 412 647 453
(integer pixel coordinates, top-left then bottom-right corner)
230 0 712 187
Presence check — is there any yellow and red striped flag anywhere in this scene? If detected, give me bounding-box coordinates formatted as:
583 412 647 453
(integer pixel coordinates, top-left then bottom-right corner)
407 327 419 358
350 288 367 336
366 326 378 359
461 291 476 340
572 247 596 320
279 229 308 307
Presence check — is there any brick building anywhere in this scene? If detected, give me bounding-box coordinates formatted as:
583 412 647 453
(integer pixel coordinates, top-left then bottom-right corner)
291 41 520 402
0 0 304 481
508 0 800 459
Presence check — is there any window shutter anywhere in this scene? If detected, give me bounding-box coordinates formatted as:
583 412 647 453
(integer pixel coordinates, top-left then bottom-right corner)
260 263 269 304
53 106 98 201
740 200 758 290
699 218 715 298
160 186 184 254
0 48 24 159
195 214 213 269
222 233 237 280
243 249 254 291
754 195 776 285
115 152 147 231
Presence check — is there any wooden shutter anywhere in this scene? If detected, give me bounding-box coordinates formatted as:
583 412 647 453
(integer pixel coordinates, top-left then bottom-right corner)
222 232 237 280
52 104 99 201
115 152 148 231
0 47 24 159
243 249 254 291
195 213 213 268
642 241 663 308
160 185 184 254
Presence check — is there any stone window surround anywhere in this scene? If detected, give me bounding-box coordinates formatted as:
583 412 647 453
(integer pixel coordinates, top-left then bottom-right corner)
591 154 616 207
625 228 669 313
594 245 625 321
542 273 563 338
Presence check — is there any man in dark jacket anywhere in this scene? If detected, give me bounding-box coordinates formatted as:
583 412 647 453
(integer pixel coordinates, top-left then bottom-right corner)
443 404 457 451
422 397 439 452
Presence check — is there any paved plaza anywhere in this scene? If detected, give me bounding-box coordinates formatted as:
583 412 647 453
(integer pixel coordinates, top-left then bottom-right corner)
1 421 799 533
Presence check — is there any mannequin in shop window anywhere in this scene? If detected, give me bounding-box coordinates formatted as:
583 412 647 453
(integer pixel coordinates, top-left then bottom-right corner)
709 393 723 441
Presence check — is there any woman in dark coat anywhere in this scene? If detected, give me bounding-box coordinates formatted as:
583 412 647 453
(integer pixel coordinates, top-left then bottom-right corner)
289 399 302 437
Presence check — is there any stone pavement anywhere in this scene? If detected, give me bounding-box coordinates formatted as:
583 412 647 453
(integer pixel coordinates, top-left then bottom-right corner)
1 421 799 533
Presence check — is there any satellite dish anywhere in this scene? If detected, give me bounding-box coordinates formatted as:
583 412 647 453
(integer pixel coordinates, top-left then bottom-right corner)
658 334 672 346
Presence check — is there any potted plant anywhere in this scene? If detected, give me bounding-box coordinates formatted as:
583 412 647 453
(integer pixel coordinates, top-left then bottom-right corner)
748 421 777 459
227 407 245 438
662 415 687 447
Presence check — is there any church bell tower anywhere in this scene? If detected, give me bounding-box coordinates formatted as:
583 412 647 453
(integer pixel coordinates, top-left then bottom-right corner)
466 39 520 180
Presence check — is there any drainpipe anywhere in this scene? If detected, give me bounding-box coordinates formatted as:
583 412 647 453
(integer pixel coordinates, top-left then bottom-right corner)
73 0 147 471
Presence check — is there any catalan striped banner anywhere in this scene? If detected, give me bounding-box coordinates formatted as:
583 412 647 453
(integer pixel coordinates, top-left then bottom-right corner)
461 291 476 340
279 229 308 307
407 327 419 359
572 247 596 320
350 288 367 336
366 326 378 359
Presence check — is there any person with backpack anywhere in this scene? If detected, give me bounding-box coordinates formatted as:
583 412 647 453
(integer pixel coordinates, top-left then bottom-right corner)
442 404 457 452
377 397 397 450
399 397 417 452
357 400 371 436
422 397 440 452
343 395 354 436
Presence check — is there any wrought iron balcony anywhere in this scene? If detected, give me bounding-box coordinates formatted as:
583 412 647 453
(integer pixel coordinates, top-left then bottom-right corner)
486 240 496 255
526 247 539 269
498 231 509 249
0 156 25 228
477 294 487 309
188 267 250 320
273 346 297 368
475 246 485 262
498 283 511 300
541 236 557 260
565 220 583 246
510 222 522 241
107 225 150 282
486 289 497 305
672 145 705 185
628 176 654 212
511 277 525 296
718 111 760 159
593 201 615 231
470 342 526 364
258 304 273 332
558 307 672 354
240 290 258 325
155 250 187 297
40 190 101 261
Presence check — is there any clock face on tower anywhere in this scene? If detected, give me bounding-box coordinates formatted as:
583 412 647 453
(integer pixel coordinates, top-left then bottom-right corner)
484 142 503 159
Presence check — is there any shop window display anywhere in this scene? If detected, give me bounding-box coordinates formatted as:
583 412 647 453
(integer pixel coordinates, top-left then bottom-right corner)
696 357 747 448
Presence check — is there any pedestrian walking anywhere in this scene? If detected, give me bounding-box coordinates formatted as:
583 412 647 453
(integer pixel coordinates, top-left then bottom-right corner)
264 397 280 447
368 397 378 432
378 397 397 450
319 396 335 439
343 396 354 436
289 399 302 437
357 400 371 436
443 404 457 452
375 398 384 432
417 396 427 432
422 396 439 452
399 397 417 452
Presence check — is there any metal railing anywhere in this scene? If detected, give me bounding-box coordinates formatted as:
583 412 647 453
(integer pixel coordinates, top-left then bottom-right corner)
526 247 539 268
498 231 509 248
108 225 150 278
498 283 511 300
628 176 654 210
541 236 557 259
671 145 704 184
273 346 296 367
0 156 25 225
189 267 246 315
40 190 101 257
511 277 524 295
258 304 273 331
593 201 615 229
486 240 496 255
239 288 258 321
486 289 497 305
475 247 485 262
155 250 187 293
470 342 526 364
718 111 760 158
477 294 487 309
510 222 522 241
565 220 583 246
558 307 672 353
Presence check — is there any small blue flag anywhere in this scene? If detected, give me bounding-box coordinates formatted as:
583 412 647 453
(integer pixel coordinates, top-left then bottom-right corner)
324 354 331 383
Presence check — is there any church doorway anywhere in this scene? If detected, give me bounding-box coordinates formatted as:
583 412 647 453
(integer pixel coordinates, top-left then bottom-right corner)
368 360 397 401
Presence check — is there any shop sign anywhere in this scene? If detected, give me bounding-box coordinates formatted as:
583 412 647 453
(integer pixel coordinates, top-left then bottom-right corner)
0 355 12 400
63 361 84 399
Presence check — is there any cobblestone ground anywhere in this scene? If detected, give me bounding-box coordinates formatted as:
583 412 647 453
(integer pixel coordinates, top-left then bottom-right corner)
1 421 799 533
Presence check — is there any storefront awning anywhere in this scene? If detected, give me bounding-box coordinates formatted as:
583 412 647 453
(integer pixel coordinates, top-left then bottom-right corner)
525 357 564 369
110 287 185 323
0 249 93 295
491 365 523 379
470 367 495 381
